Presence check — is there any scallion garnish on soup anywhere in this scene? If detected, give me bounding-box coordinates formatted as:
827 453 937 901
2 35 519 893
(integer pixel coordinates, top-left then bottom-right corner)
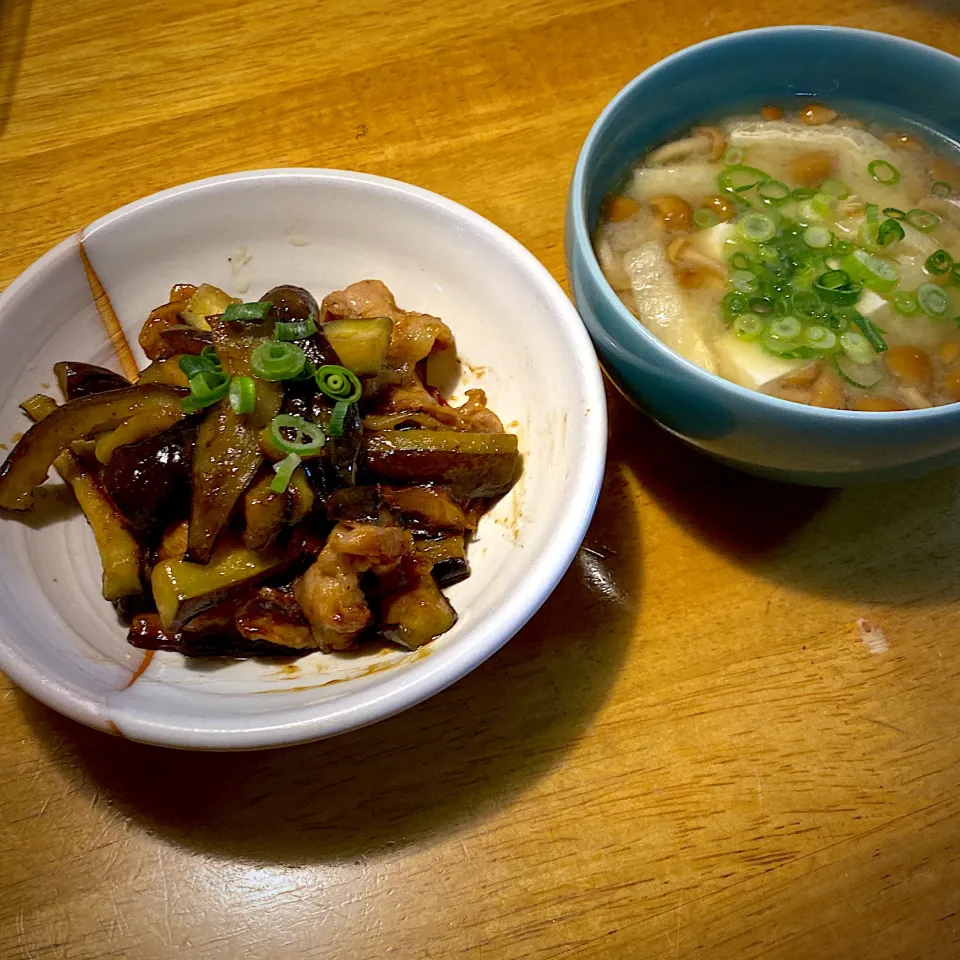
594 102 960 411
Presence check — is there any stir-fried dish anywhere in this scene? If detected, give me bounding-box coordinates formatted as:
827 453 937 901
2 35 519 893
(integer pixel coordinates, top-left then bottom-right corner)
0 280 519 657
595 102 960 410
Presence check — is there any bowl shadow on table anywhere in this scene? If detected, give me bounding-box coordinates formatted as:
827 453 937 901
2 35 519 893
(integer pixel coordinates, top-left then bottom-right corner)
609 388 960 608
18 452 641 866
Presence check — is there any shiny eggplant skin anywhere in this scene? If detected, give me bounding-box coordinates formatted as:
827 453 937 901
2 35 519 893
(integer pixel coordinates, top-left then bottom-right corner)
381 485 468 531
325 485 384 523
263 286 345 369
431 555 470 588
113 594 155 622
0 384 187 511
102 419 197 538
300 458 335 502
54 361 130 400
326 401 363 487
159 324 213 356
413 532 471 587
301 332 343 370
128 613 315 658
362 430 519 498
284 390 363 493
282 384 329 423
262 285 319 324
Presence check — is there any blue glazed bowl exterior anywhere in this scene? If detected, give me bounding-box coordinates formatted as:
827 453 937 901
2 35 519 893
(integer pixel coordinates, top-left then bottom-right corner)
567 26 960 486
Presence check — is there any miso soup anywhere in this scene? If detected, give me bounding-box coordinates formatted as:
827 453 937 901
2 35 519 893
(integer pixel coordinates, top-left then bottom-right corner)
594 102 960 411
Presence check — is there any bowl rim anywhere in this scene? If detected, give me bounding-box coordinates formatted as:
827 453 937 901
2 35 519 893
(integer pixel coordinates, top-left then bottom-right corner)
0 167 608 750
569 24 960 423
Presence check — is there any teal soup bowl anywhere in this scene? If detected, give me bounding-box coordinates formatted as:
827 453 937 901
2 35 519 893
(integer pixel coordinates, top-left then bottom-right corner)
566 26 960 486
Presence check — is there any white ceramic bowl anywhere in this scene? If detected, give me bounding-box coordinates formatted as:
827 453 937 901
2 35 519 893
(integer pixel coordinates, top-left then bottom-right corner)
0 169 606 750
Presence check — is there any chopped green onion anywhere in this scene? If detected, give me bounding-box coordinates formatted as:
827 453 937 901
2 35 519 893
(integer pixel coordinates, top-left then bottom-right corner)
274 319 318 341
762 335 813 359
269 414 326 457
868 159 900 185
757 243 780 264
790 263 823 292
812 193 833 218
819 179 850 199
718 165 771 197
749 297 774 315
925 249 954 276
831 238 853 256
865 203 879 224
179 354 213 379
931 181 952 198
877 218 905 247
790 187 816 201
852 313 888 353
694 208 718 229
827 311 853 333
816 269 851 290
181 369 230 413
917 282 950 318
768 316 802 340
179 348 222 380
328 400 352 437
179 346 229 413
802 226 831 249
839 331 875 366
731 269 759 293
893 292 919 316
953 263 960 287
757 179 790 205
858 221 881 250
222 301 273 322
228 376 256 414
791 290 823 317
797 199 822 222
730 252 753 271
250 341 307 381
841 249 899 295
834 354 882 388
737 212 777 243
813 269 862 305
803 325 837 351
190 370 229 399
723 146 744 165
723 292 750 316
773 294 793 315
200 345 222 367
291 358 317 383
270 453 302 494
906 208 941 232
882 207 906 220
733 314 764 339
314 364 362 402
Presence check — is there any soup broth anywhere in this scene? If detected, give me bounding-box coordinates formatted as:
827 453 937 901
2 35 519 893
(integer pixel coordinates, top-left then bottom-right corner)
594 102 960 411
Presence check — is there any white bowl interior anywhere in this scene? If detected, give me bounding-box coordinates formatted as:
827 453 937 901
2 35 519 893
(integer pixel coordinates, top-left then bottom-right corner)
0 170 606 749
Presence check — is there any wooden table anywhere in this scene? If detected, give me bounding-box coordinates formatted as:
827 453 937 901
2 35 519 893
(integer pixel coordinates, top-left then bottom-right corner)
3 1 960 957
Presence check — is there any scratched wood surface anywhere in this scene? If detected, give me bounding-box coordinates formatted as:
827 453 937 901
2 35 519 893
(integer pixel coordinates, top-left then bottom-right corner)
3 0 960 957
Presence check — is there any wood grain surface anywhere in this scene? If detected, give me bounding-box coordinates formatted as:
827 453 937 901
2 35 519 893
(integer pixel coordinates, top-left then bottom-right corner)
3 1 960 957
